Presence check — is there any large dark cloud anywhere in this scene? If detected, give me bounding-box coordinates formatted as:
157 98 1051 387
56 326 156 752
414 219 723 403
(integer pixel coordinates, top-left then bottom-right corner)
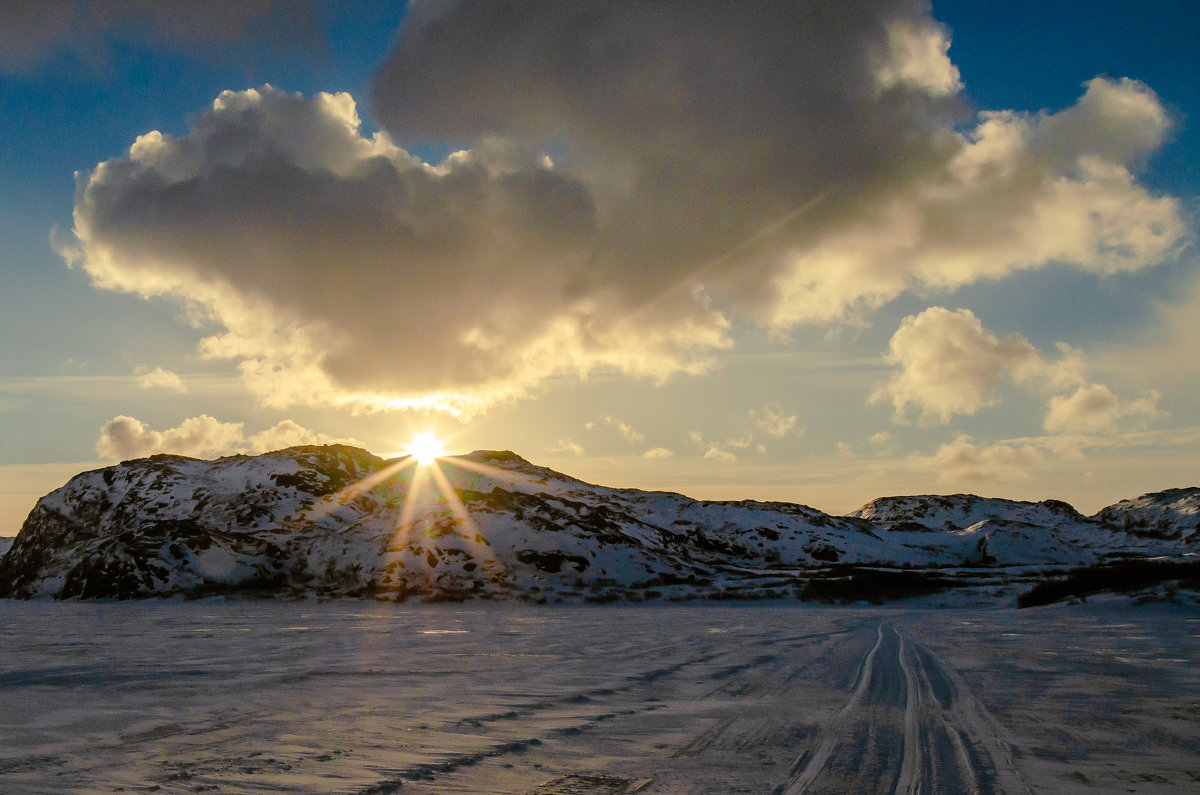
0 0 317 71
71 87 729 413
374 0 966 307
66 1 1188 416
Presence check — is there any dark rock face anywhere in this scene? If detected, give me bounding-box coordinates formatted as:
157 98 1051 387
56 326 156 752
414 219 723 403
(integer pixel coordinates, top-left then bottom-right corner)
0 446 1195 604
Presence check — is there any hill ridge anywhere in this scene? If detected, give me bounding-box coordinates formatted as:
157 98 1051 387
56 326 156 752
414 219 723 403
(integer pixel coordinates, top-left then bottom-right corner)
1 446 1196 604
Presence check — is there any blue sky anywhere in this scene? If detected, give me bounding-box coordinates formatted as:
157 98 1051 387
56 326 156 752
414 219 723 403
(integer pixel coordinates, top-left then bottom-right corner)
1 1 1198 534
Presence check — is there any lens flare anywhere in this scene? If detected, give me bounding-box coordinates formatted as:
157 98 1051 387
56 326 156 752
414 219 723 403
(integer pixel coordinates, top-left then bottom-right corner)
407 431 447 465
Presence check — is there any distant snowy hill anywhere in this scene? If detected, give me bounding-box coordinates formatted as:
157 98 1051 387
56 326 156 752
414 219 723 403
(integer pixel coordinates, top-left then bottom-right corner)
0 446 1196 603
0 536 12 559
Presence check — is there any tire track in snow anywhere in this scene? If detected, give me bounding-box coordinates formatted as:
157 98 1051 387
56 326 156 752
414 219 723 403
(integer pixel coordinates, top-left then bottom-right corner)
895 628 922 794
780 623 886 794
781 623 1024 794
904 633 1032 794
904 634 982 793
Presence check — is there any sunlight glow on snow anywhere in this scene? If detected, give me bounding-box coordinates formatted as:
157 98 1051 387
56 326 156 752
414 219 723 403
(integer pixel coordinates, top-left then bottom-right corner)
285 446 541 594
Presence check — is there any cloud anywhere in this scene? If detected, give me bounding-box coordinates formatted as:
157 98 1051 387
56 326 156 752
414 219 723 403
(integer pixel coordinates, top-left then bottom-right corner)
724 434 755 451
1044 384 1163 435
548 438 585 456
872 307 1081 424
95 414 349 460
872 307 1047 424
642 447 676 460
379 4 1184 329
0 1 317 71
767 77 1186 328
875 18 961 97
586 416 645 443
96 414 244 460
703 444 738 464
874 306 1168 437
375 1 973 322
689 427 753 463
245 419 349 454
868 431 894 445
912 422 1199 488
67 86 730 417
136 366 186 392
912 434 1045 484
68 4 1188 417
750 402 802 438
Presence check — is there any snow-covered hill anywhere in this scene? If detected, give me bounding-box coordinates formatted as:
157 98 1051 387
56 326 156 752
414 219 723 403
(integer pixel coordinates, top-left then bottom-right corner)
0 445 1196 603
1093 488 1200 541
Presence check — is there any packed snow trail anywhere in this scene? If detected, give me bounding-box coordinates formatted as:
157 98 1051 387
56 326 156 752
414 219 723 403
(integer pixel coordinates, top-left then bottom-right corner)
781 623 1017 794
783 624 886 792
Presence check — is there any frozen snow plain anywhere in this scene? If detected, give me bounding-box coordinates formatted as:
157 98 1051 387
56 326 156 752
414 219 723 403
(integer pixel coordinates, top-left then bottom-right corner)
1 601 1198 794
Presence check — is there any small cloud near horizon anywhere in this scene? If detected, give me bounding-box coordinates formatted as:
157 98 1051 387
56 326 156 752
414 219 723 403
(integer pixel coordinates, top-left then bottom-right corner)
95 415 354 461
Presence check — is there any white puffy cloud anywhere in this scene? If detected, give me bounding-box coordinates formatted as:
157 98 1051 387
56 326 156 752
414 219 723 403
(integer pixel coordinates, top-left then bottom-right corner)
643 447 676 460
95 414 349 460
874 18 961 97
872 307 1069 425
874 306 1169 437
768 77 1186 328
246 419 348 454
96 414 245 460
1044 384 1163 435
136 366 186 392
67 3 1188 418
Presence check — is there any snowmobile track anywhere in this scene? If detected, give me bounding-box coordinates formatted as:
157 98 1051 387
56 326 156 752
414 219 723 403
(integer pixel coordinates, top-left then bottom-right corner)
779 622 1028 794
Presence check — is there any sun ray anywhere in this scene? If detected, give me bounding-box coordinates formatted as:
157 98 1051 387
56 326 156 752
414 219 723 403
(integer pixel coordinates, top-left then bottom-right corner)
294 456 417 524
438 455 536 490
284 447 534 600
426 460 511 592
398 460 433 533
427 461 480 538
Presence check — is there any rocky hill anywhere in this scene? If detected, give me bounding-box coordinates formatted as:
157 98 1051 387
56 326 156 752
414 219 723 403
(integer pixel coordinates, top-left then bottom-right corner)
0 445 1196 604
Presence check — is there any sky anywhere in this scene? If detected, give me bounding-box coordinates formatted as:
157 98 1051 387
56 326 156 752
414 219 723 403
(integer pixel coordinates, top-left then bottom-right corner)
1 0 1198 535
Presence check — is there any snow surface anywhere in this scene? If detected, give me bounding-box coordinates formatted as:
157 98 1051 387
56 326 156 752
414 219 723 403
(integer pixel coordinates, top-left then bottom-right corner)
0 601 1197 793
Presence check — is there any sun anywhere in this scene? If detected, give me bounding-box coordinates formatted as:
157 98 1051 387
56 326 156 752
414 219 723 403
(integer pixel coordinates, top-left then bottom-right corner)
406 431 447 466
